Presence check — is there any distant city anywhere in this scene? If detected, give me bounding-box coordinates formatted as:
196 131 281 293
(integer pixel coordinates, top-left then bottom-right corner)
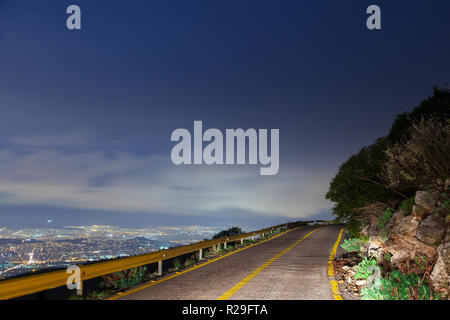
0 224 241 280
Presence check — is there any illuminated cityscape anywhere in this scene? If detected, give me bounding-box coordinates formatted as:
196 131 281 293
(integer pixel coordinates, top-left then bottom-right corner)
0 224 235 279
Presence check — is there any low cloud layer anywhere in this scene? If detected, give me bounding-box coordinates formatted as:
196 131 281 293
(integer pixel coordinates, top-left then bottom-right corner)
0 133 334 225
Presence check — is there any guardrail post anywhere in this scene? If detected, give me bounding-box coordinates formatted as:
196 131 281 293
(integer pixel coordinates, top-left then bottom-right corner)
77 280 83 296
262 233 265 238
224 242 227 249
157 260 163 276
240 238 244 245
199 249 203 260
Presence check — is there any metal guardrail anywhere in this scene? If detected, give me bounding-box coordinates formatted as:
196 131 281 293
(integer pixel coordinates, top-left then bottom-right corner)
0 220 322 299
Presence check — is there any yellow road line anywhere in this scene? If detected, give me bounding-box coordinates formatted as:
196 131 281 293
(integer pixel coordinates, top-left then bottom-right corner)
328 227 344 300
107 227 296 300
217 228 321 300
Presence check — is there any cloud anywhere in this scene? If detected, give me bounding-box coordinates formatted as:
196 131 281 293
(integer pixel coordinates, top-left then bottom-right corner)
5 132 89 148
0 134 334 221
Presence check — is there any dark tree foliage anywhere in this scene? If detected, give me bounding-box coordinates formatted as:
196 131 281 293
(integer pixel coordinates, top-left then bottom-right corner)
212 227 244 239
388 87 450 142
325 137 397 221
326 87 450 235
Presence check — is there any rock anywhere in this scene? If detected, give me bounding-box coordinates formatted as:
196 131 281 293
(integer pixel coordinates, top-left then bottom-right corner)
416 215 446 246
360 226 370 237
386 209 406 231
394 215 419 237
367 236 386 262
415 191 439 211
385 233 437 266
430 241 450 298
342 265 350 271
412 205 427 218
355 279 367 286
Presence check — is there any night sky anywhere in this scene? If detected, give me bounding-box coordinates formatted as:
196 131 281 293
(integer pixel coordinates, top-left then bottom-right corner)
0 0 449 228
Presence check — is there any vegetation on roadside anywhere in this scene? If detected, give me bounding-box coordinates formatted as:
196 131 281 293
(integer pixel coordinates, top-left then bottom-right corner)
213 227 244 239
101 266 148 291
326 87 450 237
332 87 449 300
340 237 367 253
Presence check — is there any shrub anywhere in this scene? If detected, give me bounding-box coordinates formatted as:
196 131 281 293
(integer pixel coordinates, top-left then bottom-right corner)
173 258 183 270
382 117 450 192
361 270 440 300
341 238 365 252
355 257 378 280
101 266 147 290
378 208 394 231
400 197 415 215
213 227 244 239
326 88 450 231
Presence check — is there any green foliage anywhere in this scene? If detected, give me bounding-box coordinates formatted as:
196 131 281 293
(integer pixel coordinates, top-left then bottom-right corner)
326 88 450 231
213 227 244 239
385 253 392 262
345 219 364 238
401 197 415 216
361 270 440 300
341 238 365 252
434 193 450 214
325 137 396 224
388 87 450 142
101 266 147 290
355 257 378 280
173 258 183 270
383 117 450 192
378 208 394 231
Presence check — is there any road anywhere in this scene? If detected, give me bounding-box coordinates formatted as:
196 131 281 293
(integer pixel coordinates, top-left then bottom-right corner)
114 225 344 300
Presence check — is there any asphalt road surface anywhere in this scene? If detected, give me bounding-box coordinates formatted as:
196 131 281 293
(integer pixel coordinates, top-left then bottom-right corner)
116 225 344 300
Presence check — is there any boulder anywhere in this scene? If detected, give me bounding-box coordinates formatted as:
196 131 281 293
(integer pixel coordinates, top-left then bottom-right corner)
355 279 367 286
386 209 405 231
415 191 439 211
393 215 419 237
385 233 436 267
416 215 446 246
412 205 427 218
430 240 450 298
367 236 386 262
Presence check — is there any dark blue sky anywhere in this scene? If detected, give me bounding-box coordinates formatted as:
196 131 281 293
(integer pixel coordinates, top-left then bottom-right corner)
0 0 449 228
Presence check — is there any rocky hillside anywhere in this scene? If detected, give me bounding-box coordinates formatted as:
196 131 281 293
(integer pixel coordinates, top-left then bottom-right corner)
335 181 449 299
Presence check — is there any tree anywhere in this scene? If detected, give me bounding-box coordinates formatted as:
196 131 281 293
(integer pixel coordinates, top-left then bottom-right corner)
212 227 244 239
326 87 450 236
325 137 398 234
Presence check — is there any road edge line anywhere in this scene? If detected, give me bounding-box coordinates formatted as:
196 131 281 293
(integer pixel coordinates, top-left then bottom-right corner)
328 227 345 300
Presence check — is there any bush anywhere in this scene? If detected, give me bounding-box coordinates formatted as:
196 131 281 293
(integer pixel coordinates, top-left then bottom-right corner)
213 227 244 239
326 88 450 232
361 270 440 300
400 197 415 215
341 238 365 252
378 208 394 231
382 117 450 192
101 266 147 290
355 257 378 280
